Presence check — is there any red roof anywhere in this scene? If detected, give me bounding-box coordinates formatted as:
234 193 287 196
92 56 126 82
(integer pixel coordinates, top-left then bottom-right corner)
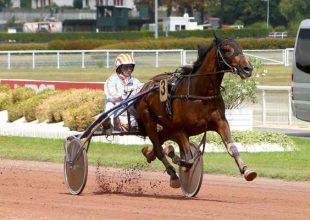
207 17 220 21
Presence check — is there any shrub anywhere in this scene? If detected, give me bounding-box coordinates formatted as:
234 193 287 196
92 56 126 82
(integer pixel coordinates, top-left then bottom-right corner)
23 90 60 122
36 89 103 123
35 89 71 122
0 84 11 94
98 37 295 50
274 26 286 32
47 39 116 50
222 58 264 109
0 92 12 111
63 90 103 130
63 101 103 131
11 87 36 104
0 43 47 51
7 102 24 122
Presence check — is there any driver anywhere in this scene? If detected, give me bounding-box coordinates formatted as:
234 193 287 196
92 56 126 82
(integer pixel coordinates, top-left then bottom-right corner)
104 53 143 131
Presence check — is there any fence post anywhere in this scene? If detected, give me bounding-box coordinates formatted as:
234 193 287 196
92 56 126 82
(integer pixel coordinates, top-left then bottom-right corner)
57 52 60 69
106 51 109 68
182 50 187 66
32 52 35 69
81 51 85 69
180 50 183 66
288 89 292 125
155 51 159 68
7 52 10 70
131 51 134 60
262 89 266 125
285 49 290 66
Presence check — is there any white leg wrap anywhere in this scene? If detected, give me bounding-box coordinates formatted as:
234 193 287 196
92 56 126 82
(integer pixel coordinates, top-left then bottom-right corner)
227 142 238 156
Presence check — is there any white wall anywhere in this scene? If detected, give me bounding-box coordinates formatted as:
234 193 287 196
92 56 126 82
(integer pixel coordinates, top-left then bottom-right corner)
163 15 199 32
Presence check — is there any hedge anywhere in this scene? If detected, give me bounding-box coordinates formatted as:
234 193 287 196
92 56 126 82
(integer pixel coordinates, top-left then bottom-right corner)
0 87 104 130
0 85 12 111
97 37 295 50
35 89 103 124
23 90 60 122
0 92 12 111
0 28 271 43
0 36 295 51
11 87 36 104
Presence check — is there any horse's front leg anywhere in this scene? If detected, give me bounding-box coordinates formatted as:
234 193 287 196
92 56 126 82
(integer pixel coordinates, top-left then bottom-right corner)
217 120 257 181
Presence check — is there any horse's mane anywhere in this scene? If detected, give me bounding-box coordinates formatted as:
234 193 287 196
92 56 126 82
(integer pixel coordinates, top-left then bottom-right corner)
180 40 216 75
151 36 226 79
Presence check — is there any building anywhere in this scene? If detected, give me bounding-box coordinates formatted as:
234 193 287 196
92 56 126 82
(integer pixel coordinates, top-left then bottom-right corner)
2 0 148 32
10 0 134 10
163 13 208 32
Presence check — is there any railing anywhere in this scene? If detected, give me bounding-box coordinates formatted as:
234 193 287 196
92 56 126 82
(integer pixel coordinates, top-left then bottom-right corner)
255 86 293 126
0 48 295 70
250 85 309 127
268 32 288 38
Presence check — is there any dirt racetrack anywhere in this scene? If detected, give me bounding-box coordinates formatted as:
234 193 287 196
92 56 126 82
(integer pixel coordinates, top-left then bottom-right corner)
1 159 310 220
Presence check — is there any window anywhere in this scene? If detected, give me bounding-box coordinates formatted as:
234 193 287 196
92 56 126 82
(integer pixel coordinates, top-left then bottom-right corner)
296 28 310 74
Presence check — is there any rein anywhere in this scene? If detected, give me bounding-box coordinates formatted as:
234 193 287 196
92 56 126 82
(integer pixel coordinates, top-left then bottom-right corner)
171 70 226 101
169 39 242 101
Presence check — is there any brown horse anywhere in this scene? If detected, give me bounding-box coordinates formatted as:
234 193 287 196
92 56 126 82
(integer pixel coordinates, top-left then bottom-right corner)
134 33 257 188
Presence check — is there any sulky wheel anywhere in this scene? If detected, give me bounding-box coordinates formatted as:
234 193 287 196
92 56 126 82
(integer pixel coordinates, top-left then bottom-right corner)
64 139 88 195
179 142 204 197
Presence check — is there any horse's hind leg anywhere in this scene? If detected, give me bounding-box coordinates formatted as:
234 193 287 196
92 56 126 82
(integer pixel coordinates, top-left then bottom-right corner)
171 132 194 171
139 110 180 188
217 120 257 181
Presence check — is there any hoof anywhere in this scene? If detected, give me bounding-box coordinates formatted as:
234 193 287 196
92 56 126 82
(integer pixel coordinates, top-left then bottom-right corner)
170 175 181 188
244 169 257 181
163 145 175 157
181 166 190 172
141 146 156 163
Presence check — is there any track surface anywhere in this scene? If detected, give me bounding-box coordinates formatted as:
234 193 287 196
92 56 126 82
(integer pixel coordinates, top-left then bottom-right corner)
1 159 310 220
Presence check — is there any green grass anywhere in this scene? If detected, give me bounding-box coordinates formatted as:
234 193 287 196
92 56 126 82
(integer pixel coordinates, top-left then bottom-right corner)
205 138 310 181
0 67 176 83
0 65 291 85
0 135 309 181
259 65 291 86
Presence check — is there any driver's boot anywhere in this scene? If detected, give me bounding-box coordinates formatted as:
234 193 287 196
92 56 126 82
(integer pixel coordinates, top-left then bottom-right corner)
102 118 112 135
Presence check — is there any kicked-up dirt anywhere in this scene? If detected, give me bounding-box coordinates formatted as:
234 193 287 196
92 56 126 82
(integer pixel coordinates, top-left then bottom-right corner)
0 159 310 220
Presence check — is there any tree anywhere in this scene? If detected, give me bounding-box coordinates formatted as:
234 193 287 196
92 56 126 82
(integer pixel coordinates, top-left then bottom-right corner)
279 0 310 34
21 0 32 9
279 0 310 22
0 0 11 11
73 0 83 9
211 0 286 28
134 0 155 21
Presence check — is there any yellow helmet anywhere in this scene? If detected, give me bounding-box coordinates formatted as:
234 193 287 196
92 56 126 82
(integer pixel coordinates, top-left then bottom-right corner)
115 53 135 71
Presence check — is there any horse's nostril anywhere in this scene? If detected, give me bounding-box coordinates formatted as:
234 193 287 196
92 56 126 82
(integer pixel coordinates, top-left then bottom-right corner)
243 66 253 75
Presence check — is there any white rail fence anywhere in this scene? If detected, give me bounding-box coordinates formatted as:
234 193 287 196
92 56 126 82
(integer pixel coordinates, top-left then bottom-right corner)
0 48 295 70
254 86 310 127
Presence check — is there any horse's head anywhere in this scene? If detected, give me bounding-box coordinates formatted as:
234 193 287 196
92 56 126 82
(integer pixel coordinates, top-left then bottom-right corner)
214 32 253 79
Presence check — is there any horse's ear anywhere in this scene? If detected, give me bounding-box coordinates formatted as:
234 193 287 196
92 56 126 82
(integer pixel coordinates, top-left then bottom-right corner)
197 45 208 58
212 30 221 44
212 30 218 40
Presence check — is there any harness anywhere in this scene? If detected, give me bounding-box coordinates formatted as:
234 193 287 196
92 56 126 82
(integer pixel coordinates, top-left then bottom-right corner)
163 39 244 116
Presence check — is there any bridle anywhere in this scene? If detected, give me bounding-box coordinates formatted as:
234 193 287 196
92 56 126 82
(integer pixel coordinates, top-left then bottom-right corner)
216 38 244 74
170 38 243 101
